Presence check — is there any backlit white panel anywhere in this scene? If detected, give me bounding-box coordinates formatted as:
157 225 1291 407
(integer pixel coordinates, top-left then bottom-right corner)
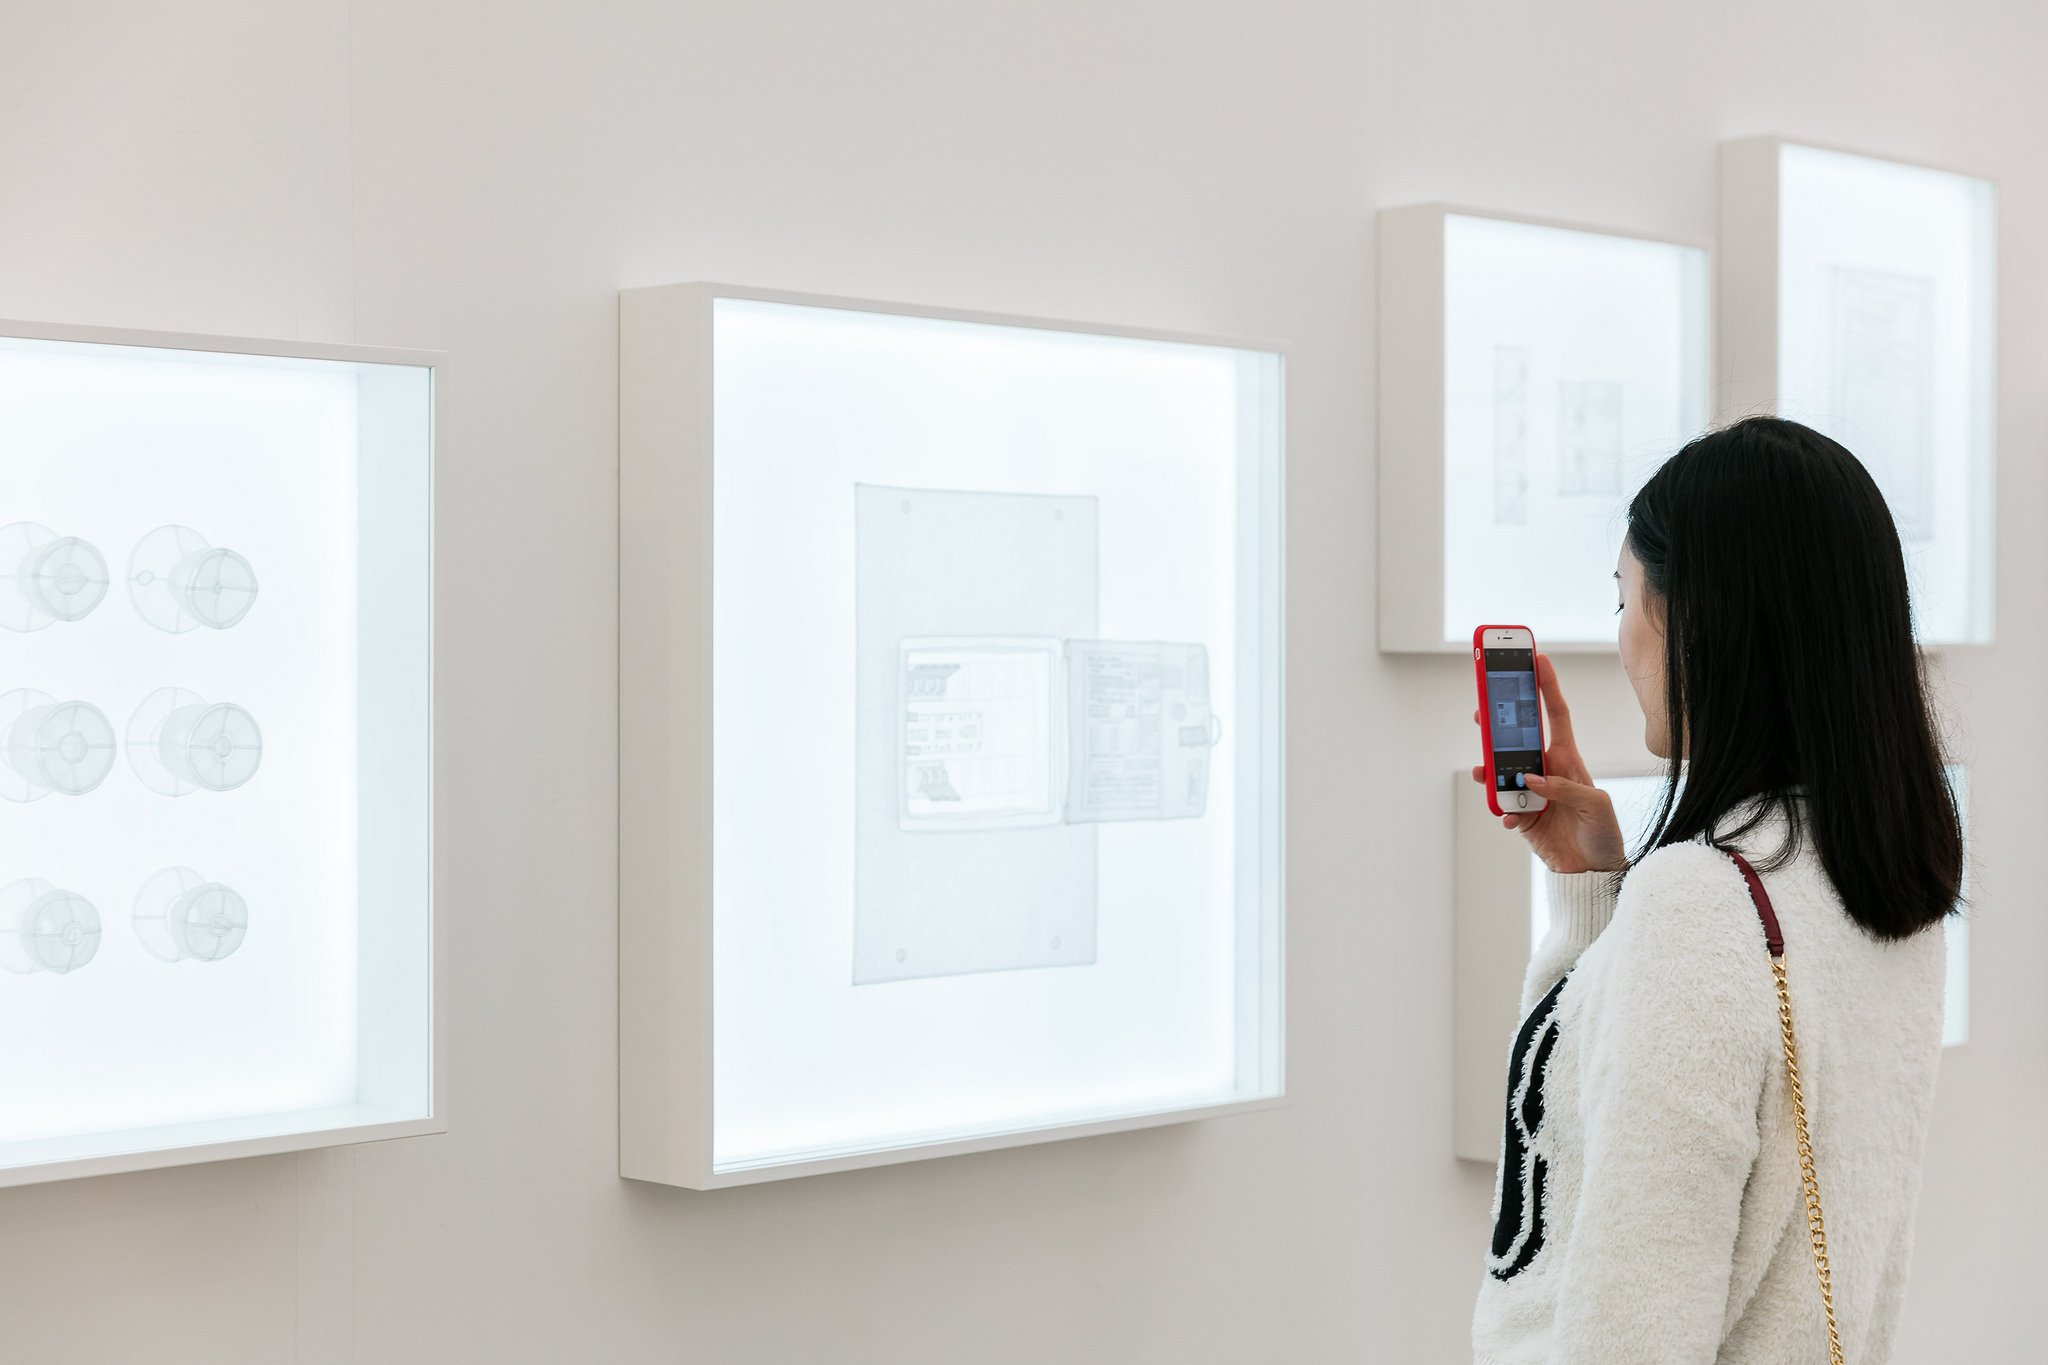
1443 217 1708 647
1379 207 1708 653
620 286 1284 1187
0 325 436 1184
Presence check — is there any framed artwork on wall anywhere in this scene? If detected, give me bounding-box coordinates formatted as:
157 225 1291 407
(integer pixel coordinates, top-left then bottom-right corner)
1720 138 1996 645
1377 206 1710 653
619 284 1286 1188
0 320 440 1187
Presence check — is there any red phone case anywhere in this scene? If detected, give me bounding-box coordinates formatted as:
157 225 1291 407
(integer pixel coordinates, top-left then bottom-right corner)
1473 624 1547 818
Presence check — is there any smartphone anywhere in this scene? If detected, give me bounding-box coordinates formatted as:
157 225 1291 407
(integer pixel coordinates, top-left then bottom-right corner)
1473 625 1547 817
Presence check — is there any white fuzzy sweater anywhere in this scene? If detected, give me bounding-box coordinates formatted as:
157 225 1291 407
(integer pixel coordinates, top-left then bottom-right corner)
1472 810 1947 1363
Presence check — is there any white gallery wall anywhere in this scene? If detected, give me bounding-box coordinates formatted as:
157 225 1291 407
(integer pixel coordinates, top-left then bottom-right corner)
1 0 2043 1360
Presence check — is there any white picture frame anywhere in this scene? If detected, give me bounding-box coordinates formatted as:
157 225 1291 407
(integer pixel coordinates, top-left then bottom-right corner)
1378 206 1710 654
1719 137 1997 645
0 318 442 1187
619 284 1286 1189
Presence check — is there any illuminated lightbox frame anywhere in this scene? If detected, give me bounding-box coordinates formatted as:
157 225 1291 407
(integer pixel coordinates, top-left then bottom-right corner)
620 284 1285 1188
1450 766 1971 1162
1720 138 1996 645
1377 205 1711 654
0 319 440 1187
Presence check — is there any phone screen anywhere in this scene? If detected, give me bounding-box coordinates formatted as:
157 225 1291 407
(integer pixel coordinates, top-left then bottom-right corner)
1482 647 1544 792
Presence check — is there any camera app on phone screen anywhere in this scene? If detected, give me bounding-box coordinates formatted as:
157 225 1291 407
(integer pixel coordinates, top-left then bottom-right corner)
1483 647 1542 791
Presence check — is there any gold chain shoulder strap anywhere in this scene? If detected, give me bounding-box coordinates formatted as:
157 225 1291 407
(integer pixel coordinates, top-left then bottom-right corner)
1726 849 1846 1365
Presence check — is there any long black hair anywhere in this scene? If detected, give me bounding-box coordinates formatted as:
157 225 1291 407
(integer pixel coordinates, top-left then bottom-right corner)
1626 416 1962 940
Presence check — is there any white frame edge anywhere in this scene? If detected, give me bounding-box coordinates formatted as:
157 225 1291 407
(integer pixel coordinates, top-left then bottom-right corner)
0 1114 447 1191
0 316 441 371
619 283 717 1187
617 281 1288 1190
687 1095 1291 1190
1376 205 1450 655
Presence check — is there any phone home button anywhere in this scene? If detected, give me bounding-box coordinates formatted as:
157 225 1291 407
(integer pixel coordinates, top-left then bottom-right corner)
1515 793 1529 810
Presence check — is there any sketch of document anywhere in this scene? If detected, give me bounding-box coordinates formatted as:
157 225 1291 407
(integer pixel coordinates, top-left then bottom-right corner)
1491 346 1530 526
1064 641 1217 823
898 638 1062 831
1829 267 1936 542
1557 379 1625 497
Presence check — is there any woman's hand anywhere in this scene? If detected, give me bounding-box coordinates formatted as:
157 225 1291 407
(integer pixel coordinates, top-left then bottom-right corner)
1471 653 1629 874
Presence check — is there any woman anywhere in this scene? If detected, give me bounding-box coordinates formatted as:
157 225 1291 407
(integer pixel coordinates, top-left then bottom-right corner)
1469 417 1962 1364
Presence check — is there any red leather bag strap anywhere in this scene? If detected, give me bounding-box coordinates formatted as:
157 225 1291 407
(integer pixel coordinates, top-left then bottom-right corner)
1722 844 1844 1361
1724 848 1784 959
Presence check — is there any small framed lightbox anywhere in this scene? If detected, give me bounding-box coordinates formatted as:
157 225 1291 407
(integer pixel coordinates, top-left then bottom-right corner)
620 284 1286 1188
1377 206 1710 653
0 319 440 1187
1720 138 1996 644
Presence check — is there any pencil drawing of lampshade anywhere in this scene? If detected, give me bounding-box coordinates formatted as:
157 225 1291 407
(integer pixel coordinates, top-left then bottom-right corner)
0 690 118 802
132 867 249 963
0 522 111 631
126 688 264 796
0 880 101 975
127 525 260 632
